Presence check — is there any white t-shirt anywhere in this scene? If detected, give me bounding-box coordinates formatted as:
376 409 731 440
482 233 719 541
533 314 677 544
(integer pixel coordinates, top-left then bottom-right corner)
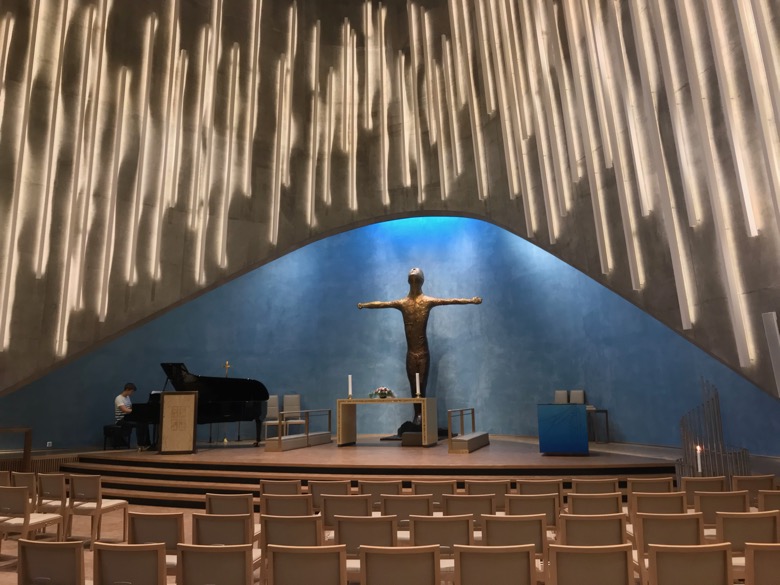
115 394 131 422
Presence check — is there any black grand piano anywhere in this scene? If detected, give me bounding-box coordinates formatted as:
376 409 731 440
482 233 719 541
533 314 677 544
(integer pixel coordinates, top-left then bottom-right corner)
126 363 269 445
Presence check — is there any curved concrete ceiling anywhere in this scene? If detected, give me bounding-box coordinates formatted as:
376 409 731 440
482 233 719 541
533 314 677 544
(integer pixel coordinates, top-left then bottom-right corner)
1 0 779 397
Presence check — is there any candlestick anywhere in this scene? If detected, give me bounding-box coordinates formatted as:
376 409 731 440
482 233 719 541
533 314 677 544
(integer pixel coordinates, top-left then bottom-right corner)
695 445 702 474
415 372 421 397
348 374 352 398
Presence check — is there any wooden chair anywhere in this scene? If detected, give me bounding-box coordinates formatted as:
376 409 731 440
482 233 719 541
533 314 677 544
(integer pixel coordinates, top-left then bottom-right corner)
627 492 687 541
262 395 282 440
128 510 185 575
308 479 352 512
633 512 705 585
0 470 10 486
505 492 561 534
570 477 620 494
558 513 627 546
11 471 37 504
693 490 750 529
548 543 634 585
359 544 441 585
0 485 63 567
260 493 314 516
567 492 622 515
744 542 780 585
259 514 323 562
260 479 302 495
359 479 404 510
731 474 776 506
205 492 260 542
177 543 254 585
481 513 547 581
454 544 537 585
715 509 780 580
464 479 512 512
191 513 262 572
626 477 675 497
67 474 128 545
93 541 166 585
516 478 564 508
412 479 458 511
321 493 372 532
442 494 496 529
267 543 347 585
379 493 433 530
36 472 69 537
17 538 84 585
410 514 474 580
282 393 306 435
334 514 398 581
647 542 732 585
680 476 727 508
757 489 780 512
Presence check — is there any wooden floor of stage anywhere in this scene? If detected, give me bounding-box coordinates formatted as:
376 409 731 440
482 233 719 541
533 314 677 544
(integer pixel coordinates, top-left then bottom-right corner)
84 435 682 475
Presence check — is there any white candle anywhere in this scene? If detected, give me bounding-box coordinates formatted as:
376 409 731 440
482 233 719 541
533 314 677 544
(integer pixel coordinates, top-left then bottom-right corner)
696 445 702 473
415 372 421 397
348 375 353 398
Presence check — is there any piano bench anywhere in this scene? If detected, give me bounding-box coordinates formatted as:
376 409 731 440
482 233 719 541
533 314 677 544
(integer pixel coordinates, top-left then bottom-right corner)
103 424 130 450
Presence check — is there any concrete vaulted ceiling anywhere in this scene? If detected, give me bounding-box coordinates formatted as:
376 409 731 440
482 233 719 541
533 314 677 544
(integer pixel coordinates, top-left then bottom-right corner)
0 0 779 397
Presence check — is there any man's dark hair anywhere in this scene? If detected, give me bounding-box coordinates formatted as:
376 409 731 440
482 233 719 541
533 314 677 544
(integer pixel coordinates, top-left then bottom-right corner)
124 382 137 392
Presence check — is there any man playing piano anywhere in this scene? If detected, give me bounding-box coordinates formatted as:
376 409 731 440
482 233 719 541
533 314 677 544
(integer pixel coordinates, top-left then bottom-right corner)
115 382 151 450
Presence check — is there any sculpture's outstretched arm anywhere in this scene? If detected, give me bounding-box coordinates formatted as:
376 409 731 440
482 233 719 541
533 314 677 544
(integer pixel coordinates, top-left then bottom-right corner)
357 300 402 309
428 296 482 306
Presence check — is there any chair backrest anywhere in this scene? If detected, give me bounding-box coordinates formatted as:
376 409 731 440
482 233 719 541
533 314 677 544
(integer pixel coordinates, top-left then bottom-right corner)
505 493 560 529
0 470 10 486
454 544 536 585
442 493 496 527
635 512 705 555
69 474 103 505
554 390 569 404
128 511 185 553
267 544 347 585
191 513 253 545
571 477 620 494
758 489 780 512
37 473 67 506
308 480 352 511
464 480 512 511
261 493 313 516
18 538 85 585
569 390 585 404
334 514 398 556
515 478 564 507
0 484 30 517
409 514 474 552
648 543 733 585
626 476 675 497
481 513 547 555
379 493 433 524
321 494 372 529
266 395 279 417
680 475 727 507
359 480 403 509
567 492 622 515
693 490 750 526
93 542 166 585
12 471 37 501
177 543 253 585
715 510 780 553
259 514 323 556
359 544 441 585
548 543 634 585
744 542 780 585
629 491 687 525
260 479 302 495
731 475 776 505
282 394 301 419
558 513 627 546
411 480 457 510
205 492 255 516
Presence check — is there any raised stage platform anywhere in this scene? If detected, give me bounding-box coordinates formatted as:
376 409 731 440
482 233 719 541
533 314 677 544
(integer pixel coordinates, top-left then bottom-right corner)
55 435 680 507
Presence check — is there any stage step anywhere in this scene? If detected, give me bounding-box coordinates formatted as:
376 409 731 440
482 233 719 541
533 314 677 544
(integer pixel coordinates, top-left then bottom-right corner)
449 431 490 454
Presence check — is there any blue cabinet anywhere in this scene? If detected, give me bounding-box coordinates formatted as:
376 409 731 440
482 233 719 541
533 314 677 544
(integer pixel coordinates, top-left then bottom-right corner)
537 404 589 455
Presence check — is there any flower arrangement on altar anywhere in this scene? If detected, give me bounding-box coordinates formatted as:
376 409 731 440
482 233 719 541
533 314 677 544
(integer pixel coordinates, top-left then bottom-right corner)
368 387 396 399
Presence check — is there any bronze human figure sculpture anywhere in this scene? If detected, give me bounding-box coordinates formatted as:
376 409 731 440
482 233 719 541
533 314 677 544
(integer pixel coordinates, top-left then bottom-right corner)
358 267 482 421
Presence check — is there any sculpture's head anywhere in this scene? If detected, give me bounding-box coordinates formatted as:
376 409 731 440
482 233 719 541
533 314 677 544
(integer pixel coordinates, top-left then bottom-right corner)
408 267 425 286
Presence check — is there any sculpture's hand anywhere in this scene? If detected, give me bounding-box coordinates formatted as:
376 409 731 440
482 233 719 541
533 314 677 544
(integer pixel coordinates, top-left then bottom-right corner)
472 297 482 304
357 303 364 309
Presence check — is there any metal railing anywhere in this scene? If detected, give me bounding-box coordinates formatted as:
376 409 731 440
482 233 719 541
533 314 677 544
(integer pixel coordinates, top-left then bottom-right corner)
447 407 477 450
269 408 332 450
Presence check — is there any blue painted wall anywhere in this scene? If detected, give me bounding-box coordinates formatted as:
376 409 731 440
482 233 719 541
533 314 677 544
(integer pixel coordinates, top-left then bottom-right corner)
1 217 778 455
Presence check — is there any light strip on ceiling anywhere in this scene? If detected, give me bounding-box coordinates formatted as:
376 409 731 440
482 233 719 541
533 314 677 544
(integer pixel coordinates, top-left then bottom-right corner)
442 37 461 176
446 0 466 107
219 43 241 268
244 0 263 196
397 51 411 188
407 0 425 201
378 3 389 206
473 0 496 116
